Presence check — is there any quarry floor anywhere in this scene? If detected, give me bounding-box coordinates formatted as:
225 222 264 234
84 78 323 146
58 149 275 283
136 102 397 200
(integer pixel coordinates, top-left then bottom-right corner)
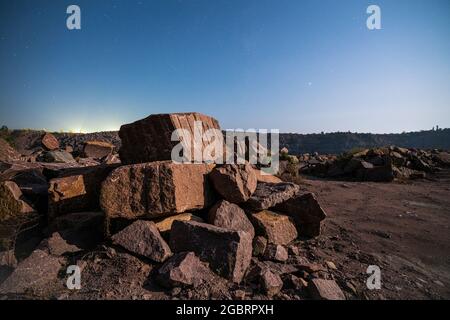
300 169 450 299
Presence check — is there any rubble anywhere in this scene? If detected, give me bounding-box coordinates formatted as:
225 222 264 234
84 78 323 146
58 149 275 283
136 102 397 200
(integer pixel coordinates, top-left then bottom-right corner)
298 147 450 182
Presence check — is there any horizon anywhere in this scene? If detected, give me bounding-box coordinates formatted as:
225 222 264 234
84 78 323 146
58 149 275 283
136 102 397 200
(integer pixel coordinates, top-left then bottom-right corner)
1 0 449 133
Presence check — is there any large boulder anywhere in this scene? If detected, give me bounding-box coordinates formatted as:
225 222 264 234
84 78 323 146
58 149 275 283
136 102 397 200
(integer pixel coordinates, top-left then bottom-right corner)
112 220 172 263
207 200 255 239
119 113 223 165
245 182 300 211
48 164 118 219
250 210 298 245
100 161 215 220
274 192 327 238
83 141 114 159
170 220 252 283
41 133 60 151
209 164 257 203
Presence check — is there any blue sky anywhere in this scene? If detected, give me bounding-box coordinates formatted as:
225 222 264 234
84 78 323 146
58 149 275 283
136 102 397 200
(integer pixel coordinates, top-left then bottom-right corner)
0 0 449 133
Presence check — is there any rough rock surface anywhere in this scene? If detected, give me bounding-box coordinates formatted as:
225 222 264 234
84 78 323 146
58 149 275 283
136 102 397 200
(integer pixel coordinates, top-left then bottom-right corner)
209 164 257 203
156 252 213 288
170 220 252 283
252 236 268 257
308 279 346 300
260 269 283 297
37 150 76 164
275 192 327 238
250 210 298 245
100 161 215 220
83 141 114 159
112 220 172 262
119 112 222 165
263 244 288 262
154 213 204 234
208 200 255 239
245 182 300 211
0 249 65 296
0 138 20 162
41 133 60 151
48 164 117 219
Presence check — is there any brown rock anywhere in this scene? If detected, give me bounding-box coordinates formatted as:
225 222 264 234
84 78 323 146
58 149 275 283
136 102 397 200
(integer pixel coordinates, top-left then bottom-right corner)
274 192 327 238
252 236 267 257
0 250 17 268
38 232 81 256
41 133 60 151
0 249 65 295
260 269 283 297
253 169 282 184
245 182 300 211
208 200 255 238
112 220 172 263
83 141 114 159
0 138 20 162
100 161 215 220
48 164 118 219
209 164 257 203
250 210 298 245
37 150 76 163
155 213 204 234
433 152 450 166
119 113 222 165
156 252 212 288
170 220 252 283
0 181 35 220
308 279 346 300
263 244 288 262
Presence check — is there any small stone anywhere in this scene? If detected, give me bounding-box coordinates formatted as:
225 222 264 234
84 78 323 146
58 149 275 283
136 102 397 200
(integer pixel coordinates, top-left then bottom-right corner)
260 269 283 297
325 261 337 270
41 133 60 151
263 244 288 262
308 279 346 300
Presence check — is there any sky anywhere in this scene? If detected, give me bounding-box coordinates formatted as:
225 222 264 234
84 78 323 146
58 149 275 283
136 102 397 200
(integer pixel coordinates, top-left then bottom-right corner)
0 0 449 134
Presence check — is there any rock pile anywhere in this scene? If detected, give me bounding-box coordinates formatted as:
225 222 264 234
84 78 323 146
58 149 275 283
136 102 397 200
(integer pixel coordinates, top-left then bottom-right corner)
289 147 450 182
0 112 337 300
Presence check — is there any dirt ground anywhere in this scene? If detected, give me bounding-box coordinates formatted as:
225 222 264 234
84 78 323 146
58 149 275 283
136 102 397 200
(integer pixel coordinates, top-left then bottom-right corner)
298 169 450 299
